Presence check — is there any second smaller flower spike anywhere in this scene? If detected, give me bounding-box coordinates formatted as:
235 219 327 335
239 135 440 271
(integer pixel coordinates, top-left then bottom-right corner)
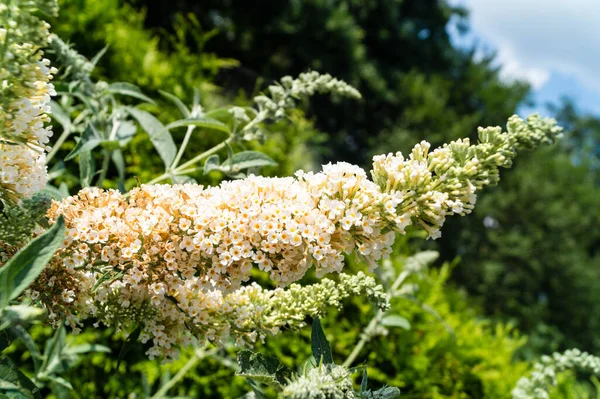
371 114 562 239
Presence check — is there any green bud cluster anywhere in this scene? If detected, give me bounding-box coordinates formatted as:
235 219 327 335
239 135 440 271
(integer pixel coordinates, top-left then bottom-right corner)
254 71 361 120
255 271 389 333
48 34 94 83
0 191 52 245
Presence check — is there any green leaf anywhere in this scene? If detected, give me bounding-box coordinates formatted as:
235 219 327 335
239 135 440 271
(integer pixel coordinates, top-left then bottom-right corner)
371 387 401 399
311 318 333 365
115 120 137 146
89 45 108 67
203 155 220 174
65 125 98 161
116 325 142 371
246 379 267 399
0 331 11 352
380 315 411 330
66 138 102 162
225 151 277 171
170 174 197 184
79 150 95 188
111 150 126 192
0 355 41 399
57 184 69 199
40 187 66 201
106 83 155 104
49 379 72 399
361 368 368 393
64 92 98 115
0 216 65 309
127 108 177 169
158 91 190 118
91 270 124 294
40 325 66 377
49 101 72 131
63 344 110 356
166 117 230 134
8 326 41 373
236 350 295 389
0 306 44 330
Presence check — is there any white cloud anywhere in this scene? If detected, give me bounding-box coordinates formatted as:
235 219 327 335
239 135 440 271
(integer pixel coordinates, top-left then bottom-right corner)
452 0 600 91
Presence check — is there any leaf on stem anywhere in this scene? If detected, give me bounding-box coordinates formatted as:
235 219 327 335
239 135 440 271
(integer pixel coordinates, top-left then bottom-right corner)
236 350 295 389
311 318 333 365
106 83 155 104
0 216 65 310
0 355 41 399
158 90 190 118
126 107 177 169
166 117 230 134
380 315 411 330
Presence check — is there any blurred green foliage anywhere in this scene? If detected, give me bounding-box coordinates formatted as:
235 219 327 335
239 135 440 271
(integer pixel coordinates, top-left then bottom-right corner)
134 0 528 166
48 0 325 189
439 139 600 356
7 250 588 398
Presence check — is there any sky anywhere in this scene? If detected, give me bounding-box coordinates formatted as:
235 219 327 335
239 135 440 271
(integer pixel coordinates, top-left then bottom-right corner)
447 0 600 117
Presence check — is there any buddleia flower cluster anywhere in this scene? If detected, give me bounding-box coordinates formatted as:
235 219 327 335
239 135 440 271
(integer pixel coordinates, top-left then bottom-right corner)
281 364 401 399
4 114 559 360
281 364 356 399
25 261 386 360
0 0 57 202
371 114 562 238
512 349 600 399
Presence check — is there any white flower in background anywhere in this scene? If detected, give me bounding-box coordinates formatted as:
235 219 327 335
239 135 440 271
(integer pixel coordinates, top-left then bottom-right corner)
0 0 58 202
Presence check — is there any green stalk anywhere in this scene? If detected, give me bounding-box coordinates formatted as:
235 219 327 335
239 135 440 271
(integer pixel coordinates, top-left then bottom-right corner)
45 128 71 164
342 269 410 368
146 139 231 185
96 151 111 188
171 125 196 170
150 347 217 398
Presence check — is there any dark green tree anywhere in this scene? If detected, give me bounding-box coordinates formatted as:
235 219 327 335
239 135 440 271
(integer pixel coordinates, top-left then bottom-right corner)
134 0 529 165
438 143 600 355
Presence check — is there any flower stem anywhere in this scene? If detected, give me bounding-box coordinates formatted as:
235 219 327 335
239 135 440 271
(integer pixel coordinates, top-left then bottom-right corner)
150 346 217 398
171 125 196 170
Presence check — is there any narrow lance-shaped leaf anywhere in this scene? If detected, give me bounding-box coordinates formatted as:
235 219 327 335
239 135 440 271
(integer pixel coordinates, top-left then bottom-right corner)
0 306 44 331
361 368 368 393
380 315 411 330
79 150 95 188
127 107 177 169
106 82 155 104
39 325 66 378
8 326 42 372
158 90 190 118
0 216 65 310
48 101 72 131
225 151 278 171
0 355 41 399
311 318 333 364
166 117 230 134
111 150 126 192
65 124 98 161
203 154 220 174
